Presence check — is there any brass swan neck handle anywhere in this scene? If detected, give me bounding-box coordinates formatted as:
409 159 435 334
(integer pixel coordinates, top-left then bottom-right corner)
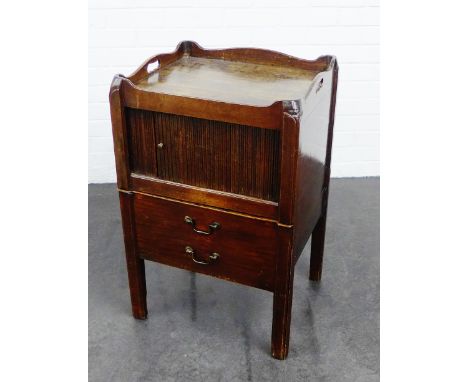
185 246 220 265
184 216 220 235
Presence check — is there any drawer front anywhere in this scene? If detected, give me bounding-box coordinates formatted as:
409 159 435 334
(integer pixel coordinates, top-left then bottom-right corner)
133 193 278 291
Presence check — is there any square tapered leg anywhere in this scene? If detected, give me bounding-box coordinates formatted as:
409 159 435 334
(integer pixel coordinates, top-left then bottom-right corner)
271 226 295 360
309 214 327 282
119 192 148 319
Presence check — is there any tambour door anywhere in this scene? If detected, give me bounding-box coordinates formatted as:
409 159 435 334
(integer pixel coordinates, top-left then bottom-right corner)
125 108 281 203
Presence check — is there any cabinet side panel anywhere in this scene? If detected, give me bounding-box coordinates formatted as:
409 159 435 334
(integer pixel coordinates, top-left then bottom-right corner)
126 109 281 202
293 68 336 260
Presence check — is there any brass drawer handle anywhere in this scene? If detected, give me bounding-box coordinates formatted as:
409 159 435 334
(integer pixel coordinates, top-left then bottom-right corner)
185 246 220 265
184 216 220 235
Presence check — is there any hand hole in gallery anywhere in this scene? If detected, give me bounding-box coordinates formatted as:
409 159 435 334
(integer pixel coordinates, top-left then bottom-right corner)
147 60 160 73
316 78 324 93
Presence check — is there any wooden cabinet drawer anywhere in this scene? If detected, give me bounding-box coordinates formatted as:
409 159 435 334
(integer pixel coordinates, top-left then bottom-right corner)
133 193 278 291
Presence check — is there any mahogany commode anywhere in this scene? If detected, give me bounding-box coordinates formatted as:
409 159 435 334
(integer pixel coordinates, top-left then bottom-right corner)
109 41 338 360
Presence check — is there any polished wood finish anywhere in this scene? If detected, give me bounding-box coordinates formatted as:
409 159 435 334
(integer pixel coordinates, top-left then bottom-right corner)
308 61 339 280
271 225 295 359
121 79 284 129
133 193 278 291
126 108 281 201
134 55 320 107
110 41 338 360
293 60 339 266
130 175 278 219
119 192 147 319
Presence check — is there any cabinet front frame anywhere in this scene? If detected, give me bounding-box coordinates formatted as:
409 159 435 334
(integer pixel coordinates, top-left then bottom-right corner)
110 79 300 221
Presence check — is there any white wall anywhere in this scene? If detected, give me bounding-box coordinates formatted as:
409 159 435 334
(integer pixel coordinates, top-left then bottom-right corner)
89 0 379 183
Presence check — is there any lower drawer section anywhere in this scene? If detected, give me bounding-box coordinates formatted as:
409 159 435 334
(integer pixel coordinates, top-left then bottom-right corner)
133 193 279 291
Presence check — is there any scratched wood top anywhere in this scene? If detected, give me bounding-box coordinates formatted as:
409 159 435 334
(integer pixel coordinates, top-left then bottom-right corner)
134 55 321 107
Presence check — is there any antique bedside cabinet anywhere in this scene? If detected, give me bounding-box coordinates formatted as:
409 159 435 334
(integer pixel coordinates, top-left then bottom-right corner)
109 41 338 360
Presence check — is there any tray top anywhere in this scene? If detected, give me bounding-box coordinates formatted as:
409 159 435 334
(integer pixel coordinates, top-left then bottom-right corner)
133 55 322 107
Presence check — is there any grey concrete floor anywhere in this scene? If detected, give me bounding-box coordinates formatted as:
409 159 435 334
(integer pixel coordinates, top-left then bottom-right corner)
89 178 379 382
